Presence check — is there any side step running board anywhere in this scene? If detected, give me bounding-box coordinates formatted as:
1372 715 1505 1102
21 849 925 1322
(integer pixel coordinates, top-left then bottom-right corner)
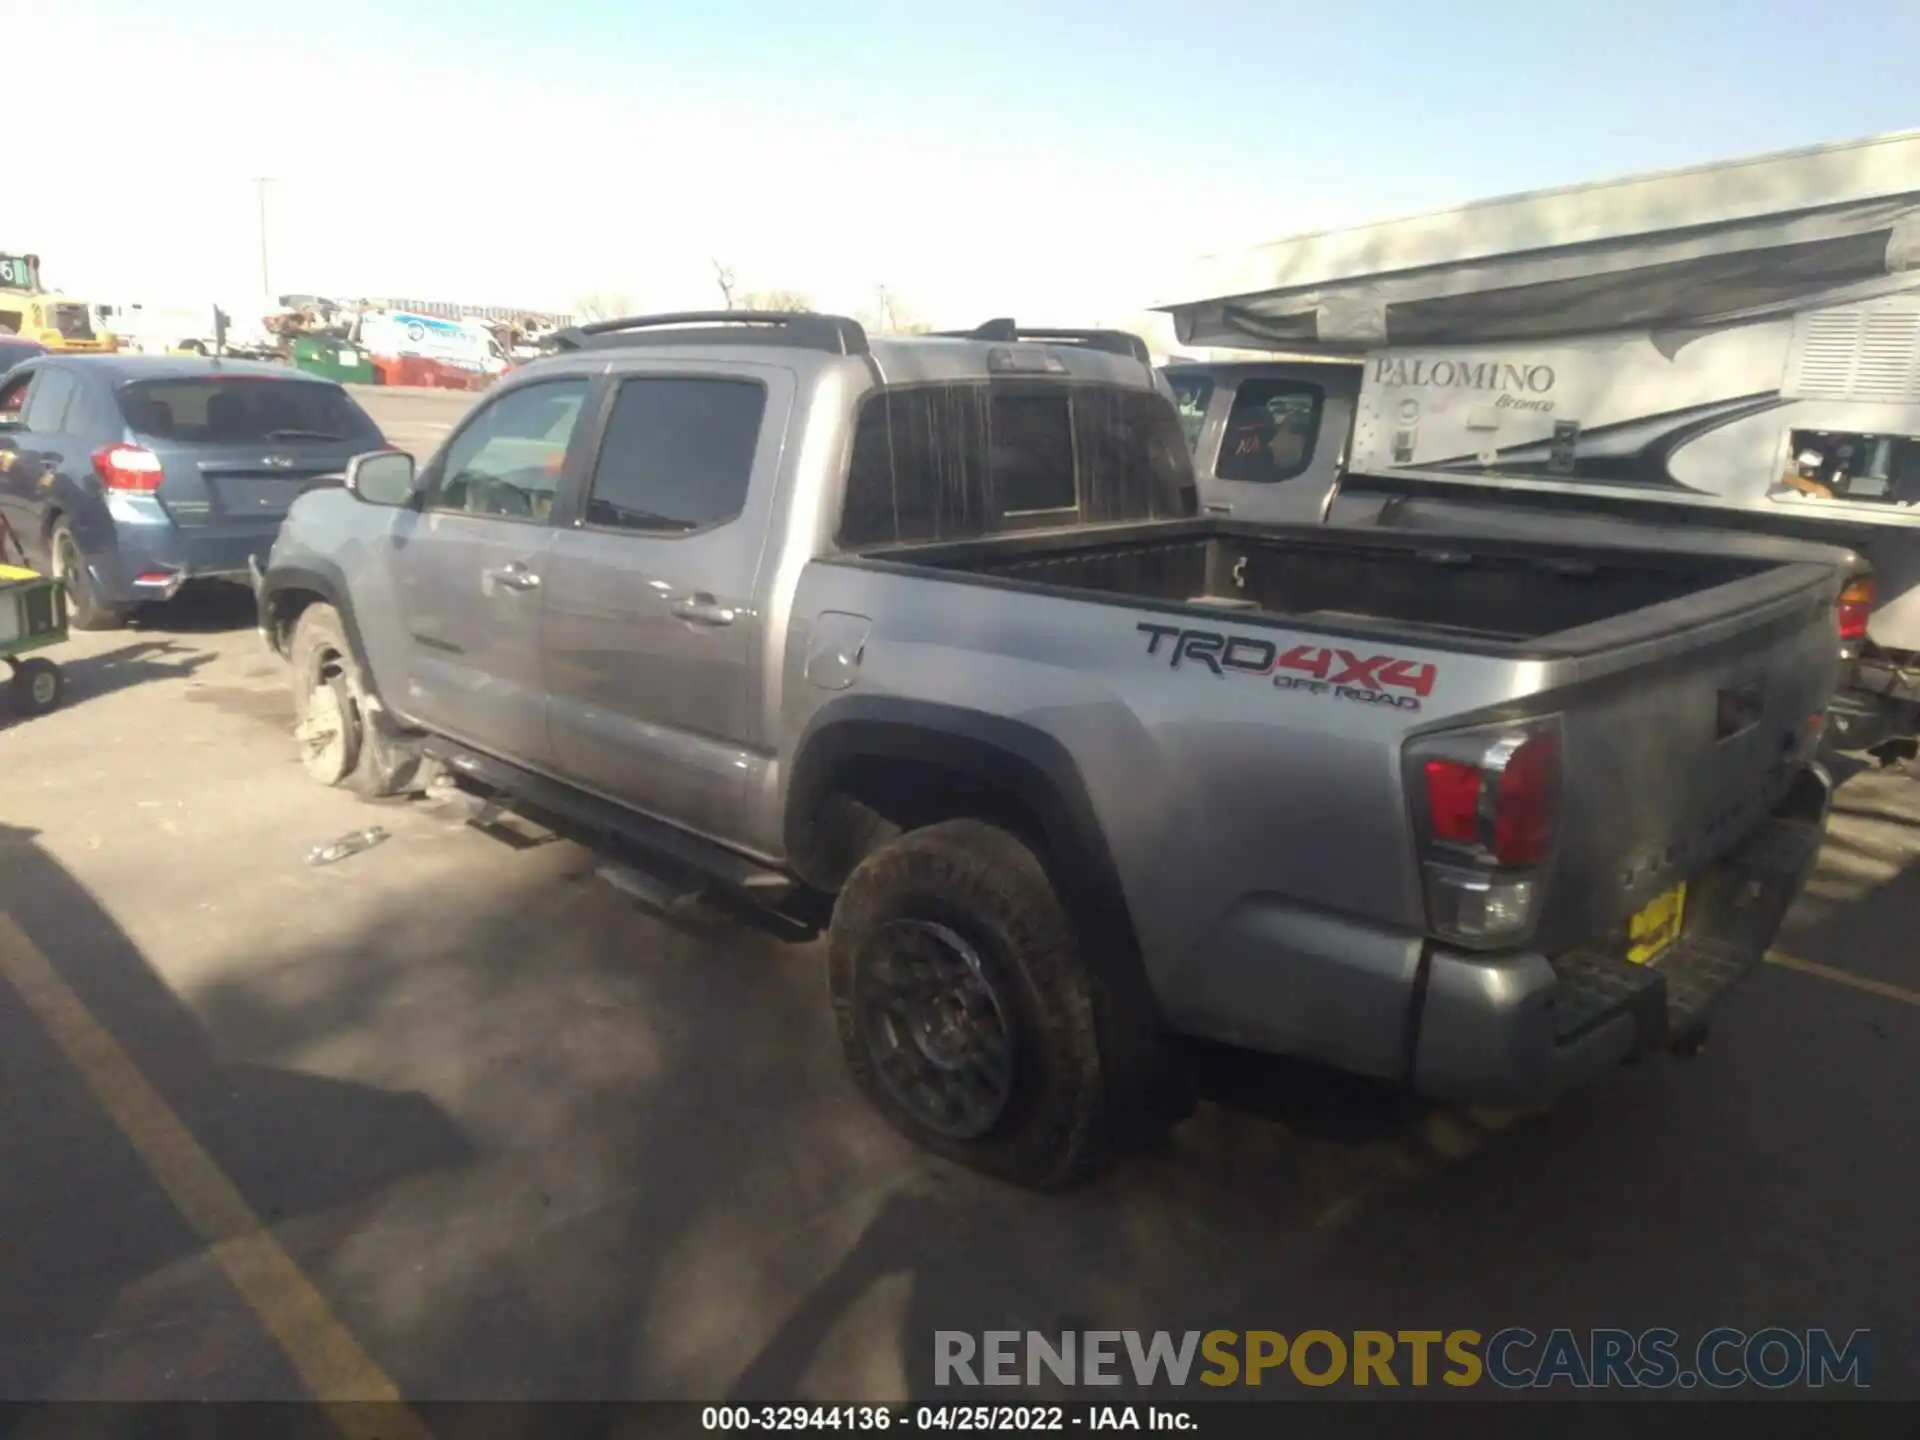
422 739 795 901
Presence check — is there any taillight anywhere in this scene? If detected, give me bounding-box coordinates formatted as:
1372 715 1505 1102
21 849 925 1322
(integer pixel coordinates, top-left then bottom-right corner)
1836 575 1874 644
92 444 163 492
1409 721 1561 949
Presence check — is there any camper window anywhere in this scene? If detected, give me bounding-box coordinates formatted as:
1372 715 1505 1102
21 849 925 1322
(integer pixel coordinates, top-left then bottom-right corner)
1216 379 1324 484
1780 429 1920 507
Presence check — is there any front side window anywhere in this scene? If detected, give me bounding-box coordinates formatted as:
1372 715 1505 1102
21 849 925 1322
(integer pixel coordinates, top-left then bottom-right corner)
583 376 766 533
430 377 590 521
1216 378 1324 483
1774 428 1920 507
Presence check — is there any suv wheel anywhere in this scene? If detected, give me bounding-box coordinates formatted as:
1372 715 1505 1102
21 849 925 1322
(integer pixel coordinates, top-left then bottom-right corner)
829 818 1129 1190
289 603 431 798
51 521 131 632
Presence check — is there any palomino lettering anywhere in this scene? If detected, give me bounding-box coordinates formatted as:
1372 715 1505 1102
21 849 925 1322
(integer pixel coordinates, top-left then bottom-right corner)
1372 356 1555 394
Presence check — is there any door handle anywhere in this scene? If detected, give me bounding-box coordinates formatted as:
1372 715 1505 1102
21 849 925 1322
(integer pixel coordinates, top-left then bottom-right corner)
1204 502 1232 515
669 594 736 626
482 561 541 592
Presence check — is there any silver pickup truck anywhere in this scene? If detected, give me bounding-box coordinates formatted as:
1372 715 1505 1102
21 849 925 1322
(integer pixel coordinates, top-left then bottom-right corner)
257 311 1840 1189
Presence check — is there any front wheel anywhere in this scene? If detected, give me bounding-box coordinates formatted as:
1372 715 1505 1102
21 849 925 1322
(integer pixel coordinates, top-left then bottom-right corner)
828 818 1135 1190
288 602 431 798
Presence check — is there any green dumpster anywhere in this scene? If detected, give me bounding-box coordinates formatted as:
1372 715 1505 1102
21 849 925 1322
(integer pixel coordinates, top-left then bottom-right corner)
290 335 379 384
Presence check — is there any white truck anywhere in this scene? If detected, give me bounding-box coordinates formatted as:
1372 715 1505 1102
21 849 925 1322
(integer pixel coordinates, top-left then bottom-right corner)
1161 127 1920 760
93 299 280 359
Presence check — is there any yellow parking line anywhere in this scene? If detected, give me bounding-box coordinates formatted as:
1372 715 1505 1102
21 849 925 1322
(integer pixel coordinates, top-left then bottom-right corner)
1766 949 1920 1008
0 912 431 1440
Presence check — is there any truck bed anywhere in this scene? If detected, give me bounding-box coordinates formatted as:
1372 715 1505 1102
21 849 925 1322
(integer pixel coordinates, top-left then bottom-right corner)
849 518 1812 655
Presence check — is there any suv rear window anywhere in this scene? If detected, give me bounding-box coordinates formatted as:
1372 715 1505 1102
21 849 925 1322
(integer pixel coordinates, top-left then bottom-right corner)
840 381 1194 547
117 377 379 445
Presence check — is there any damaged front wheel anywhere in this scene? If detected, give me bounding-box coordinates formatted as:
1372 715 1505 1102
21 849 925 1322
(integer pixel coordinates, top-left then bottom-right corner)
288 603 432 798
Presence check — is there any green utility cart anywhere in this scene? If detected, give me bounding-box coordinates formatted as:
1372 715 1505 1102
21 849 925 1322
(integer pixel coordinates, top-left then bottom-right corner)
0 518 67 718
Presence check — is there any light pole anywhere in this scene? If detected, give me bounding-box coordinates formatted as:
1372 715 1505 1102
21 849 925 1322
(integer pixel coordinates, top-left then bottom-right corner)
253 177 275 300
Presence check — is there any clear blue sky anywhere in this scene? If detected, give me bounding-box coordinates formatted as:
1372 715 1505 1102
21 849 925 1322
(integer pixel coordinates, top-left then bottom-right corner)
29 0 1920 330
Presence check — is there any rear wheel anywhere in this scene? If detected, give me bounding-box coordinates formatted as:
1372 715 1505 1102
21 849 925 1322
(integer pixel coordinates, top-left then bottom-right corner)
289 603 431 798
828 818 1148 1190
50 521 131 632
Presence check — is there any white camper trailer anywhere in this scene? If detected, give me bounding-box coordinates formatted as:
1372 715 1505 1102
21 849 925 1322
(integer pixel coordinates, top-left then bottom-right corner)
1161 128 1920 757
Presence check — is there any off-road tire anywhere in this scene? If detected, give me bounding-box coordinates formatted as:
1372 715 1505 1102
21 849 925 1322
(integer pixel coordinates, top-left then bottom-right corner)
289 603 432 798
51 521 131 632
829 818 1138 1190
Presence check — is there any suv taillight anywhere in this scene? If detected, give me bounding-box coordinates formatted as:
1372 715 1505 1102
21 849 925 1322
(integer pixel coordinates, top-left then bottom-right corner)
1408 720 1561 949
92 444 163 492
1837 575 1874 644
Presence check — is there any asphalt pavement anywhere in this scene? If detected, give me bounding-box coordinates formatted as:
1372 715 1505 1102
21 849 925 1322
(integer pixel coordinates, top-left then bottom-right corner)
0 391 1914 1405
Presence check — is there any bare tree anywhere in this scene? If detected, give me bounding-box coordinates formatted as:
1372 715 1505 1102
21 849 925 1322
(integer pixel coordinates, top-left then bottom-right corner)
735 289 812 313
712 260 736 310
574 290 638 322
860 285 932 335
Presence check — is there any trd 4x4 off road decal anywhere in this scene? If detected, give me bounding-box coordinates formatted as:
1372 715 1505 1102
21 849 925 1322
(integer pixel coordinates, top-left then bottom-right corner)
1136 622 1436 712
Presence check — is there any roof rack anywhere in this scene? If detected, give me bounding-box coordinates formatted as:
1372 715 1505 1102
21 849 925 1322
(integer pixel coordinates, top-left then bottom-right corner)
934 318 1152 364
548 311 869 356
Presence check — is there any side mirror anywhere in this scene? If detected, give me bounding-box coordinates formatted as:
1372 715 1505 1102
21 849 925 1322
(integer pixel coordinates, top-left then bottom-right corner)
343 449 417 507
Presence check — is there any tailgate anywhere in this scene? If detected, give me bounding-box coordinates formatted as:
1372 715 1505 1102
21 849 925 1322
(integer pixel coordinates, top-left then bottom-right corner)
164 454 347 526
1529 562 1840 950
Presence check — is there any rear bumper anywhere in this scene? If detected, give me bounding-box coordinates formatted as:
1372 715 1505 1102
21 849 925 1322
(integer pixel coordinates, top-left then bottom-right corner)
1409 762 1832 1106
1826 664 1919 753
94 521 283 606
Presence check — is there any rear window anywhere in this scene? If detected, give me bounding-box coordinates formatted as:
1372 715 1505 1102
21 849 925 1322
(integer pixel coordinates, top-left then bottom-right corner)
116 377 378 444
839 381 1194 548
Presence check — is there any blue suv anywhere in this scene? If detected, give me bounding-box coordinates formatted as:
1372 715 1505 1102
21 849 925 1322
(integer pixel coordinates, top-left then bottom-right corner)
0 355 387 628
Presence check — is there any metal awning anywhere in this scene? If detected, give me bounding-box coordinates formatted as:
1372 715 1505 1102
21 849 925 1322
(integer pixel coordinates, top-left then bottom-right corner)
1160 130 1920 353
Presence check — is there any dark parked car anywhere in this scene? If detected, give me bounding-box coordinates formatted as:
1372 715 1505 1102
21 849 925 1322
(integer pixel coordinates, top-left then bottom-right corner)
0 355 387 628
0 335 47 374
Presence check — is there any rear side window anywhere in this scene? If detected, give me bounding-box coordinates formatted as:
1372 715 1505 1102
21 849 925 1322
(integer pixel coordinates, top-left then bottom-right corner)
116 377 379 444
22 368 76 432
0 341 44 376
583 376 767 533
1216 378 1324 483
840 381 1193 547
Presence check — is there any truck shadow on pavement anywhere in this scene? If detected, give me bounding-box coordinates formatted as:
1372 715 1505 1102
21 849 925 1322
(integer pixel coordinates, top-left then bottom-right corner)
0 822 473 1400
13 761 1915 1402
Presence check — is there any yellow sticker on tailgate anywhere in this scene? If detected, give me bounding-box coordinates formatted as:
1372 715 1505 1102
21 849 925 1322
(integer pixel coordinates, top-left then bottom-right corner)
1627 883 1687 966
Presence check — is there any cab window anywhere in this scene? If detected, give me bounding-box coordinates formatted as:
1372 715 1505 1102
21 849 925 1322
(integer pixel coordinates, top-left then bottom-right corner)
429 378 590 521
